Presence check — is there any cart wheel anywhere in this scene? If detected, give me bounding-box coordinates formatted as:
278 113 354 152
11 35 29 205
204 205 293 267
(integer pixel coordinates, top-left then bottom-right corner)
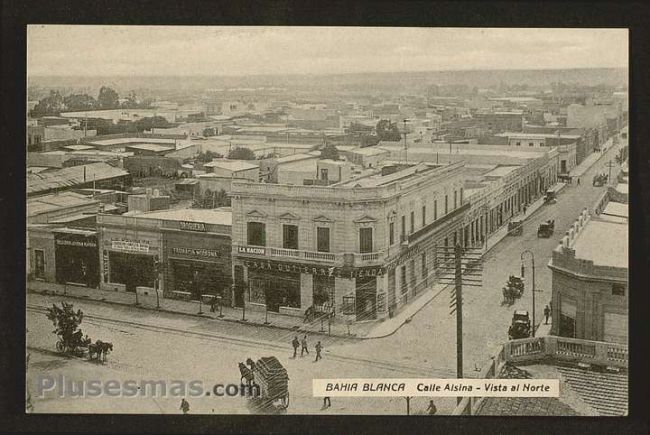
56 341 65 353
281 392 289 409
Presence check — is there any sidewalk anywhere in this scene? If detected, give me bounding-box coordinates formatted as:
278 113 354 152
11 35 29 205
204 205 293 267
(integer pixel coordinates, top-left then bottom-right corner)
27 280 372 339
484 181 567 254
28 277 457 340
570 136 621 179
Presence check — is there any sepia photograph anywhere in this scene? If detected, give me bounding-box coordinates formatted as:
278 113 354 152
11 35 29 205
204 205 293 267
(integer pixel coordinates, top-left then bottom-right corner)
23 25 629 418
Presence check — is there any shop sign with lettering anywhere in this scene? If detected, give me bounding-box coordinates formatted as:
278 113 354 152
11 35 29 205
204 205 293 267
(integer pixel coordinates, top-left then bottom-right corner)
102 250 109 278
238 246 266 255
243 259 385 278
55 239 97 248
171 247 221 259
179 221 206 232
111 239 150 253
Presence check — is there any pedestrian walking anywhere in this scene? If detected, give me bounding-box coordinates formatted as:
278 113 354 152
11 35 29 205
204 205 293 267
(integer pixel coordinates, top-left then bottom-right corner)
577 178 581 186
544 305 551 325
180 398 190 414
292 336 299 358
210 297 217 313
427 400 437 415
301 334 309 357
315 341 322 362
523 204 527 214
323 396 331 408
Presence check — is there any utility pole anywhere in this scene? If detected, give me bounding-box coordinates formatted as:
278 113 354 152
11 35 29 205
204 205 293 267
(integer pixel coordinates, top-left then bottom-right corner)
403 119 408 164
438 244 483 405
605 160 616 184
521 250 536 337
454 244 463 385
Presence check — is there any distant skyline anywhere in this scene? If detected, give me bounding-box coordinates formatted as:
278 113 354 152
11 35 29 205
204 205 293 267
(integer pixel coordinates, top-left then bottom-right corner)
28 26 628 77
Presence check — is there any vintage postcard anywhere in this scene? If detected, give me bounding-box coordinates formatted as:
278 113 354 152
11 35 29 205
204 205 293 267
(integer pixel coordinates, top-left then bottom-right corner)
25 26 628 417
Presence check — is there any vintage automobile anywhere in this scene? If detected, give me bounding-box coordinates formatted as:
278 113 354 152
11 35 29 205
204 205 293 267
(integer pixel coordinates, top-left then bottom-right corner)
537 219 555 238
592 173 608 187
544 189 558 203
508 219 523 236
508 310 531 340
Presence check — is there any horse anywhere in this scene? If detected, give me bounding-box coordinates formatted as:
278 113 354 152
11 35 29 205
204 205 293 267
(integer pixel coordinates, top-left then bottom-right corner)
88 340 103 361
239 362 254 386
99 342 113 362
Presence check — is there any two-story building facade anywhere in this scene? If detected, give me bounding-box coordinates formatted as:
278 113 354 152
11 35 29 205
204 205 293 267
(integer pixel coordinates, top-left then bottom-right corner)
230 162 468 322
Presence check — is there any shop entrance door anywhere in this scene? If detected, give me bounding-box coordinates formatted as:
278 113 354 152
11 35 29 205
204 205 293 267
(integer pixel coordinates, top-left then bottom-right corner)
356 277 377 321
109 252 154 292
34 250 45 279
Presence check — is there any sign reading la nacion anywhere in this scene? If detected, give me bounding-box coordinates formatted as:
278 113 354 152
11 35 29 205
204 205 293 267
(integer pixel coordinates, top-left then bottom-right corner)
238 246 266 255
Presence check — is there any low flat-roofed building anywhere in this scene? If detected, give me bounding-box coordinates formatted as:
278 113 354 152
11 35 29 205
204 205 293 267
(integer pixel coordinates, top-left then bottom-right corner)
27 162 131 197
203 159 260 181
27 191 101 225
97 208 233 304
259 153 319 183
548 202 628 344
343 147 391 168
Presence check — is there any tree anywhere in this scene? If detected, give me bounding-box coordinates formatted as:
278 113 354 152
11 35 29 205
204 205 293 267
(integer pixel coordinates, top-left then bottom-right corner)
46 302 91 354
320 142 340 160
228 147 256 160
63 93 97 111
97 86 119 109
376 119 402 142
133 116 172 132
360 135 381 148
202 127 217 137
30 90 65 118
195 151 223 164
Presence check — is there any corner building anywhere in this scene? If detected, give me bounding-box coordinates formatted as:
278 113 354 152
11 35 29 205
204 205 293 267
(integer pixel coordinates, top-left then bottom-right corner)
231 162 468 322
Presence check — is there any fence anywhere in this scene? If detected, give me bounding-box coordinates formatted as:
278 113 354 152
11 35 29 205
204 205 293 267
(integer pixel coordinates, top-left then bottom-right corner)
452 335 628 415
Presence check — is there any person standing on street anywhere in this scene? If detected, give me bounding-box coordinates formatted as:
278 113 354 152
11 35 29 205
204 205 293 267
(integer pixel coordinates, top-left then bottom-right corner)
544 305 551 324
427 400 437 415
315 341 322 362
323 396 331 409
577 178 581 186
301 334 309 357
180 398 190 414
292 336 300 358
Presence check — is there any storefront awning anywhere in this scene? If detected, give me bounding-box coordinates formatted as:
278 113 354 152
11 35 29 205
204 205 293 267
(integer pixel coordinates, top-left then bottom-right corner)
48 214 96 224
51 227 97 236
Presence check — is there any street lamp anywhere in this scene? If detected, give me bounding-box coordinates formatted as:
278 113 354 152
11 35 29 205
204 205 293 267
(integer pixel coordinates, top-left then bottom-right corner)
520 250 536 337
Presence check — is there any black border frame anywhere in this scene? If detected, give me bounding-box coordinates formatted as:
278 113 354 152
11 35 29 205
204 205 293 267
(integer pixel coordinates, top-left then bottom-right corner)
1 1 649 434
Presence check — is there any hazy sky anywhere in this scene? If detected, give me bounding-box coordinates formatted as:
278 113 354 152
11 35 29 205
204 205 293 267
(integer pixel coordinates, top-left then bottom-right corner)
27 26 628 77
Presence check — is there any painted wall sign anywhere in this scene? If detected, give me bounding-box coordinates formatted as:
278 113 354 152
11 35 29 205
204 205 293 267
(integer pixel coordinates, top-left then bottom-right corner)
55 239 97 248
179 221 206 232
111 239 150 253
171 247 221 258
242 258 385 279
238 246 266 255
102 250 109 281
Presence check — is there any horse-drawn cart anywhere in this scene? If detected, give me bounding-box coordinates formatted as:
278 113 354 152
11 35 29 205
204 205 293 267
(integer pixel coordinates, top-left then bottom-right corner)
502 275 525 305
239 356 289 409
